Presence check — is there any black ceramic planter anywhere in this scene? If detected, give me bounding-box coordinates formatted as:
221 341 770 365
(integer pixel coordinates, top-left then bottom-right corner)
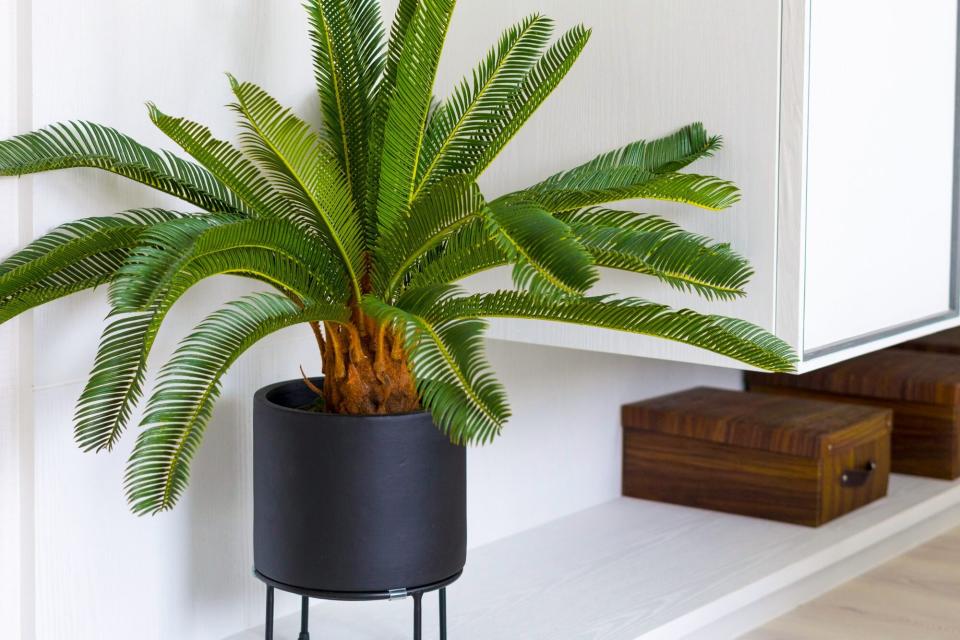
253 377 467 594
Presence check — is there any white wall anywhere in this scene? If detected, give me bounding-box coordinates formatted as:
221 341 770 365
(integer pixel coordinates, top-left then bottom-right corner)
5 1 745 638
1 0 25 637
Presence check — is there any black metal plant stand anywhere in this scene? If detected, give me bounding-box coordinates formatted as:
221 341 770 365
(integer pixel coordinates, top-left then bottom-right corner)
256 569 461 640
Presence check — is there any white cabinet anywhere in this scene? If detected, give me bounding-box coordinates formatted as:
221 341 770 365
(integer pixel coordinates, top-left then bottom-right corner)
473 0 960 373
794 1 958 357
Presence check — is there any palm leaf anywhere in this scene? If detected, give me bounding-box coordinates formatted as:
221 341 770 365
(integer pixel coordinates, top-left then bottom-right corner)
404 219 508 292
415 14 553 193
108 215 238 311
124 292 350 515
539 123 723 193
76 243 336 453
375 174 485 297
75 310 158 453
0 122 246 213
375 0 456 236
439 290 797 372
470 25 591 178
486 198 596 296
0 209 184 286
111 217 344 312
560 208 753 300
306 0 383 220
502 125 730 212
0 209 190 322
148 105 294 221
509 170 740 213
228 78 364 298
362 286 509 444
365 0 419 222
1 278 113 324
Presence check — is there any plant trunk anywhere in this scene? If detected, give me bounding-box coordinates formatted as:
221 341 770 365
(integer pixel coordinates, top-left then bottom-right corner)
319 308 420 415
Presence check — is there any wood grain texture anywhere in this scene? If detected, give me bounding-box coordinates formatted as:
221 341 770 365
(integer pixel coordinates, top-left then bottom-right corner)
747 349 960 405
622 388 891 527
747 350 960 479
622 387 891 458
896 326 960 355
746 527 960 640
624 429 825 526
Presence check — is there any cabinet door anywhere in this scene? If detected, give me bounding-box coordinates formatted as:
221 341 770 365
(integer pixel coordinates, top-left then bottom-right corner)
476 0 783 368
802 0 959 356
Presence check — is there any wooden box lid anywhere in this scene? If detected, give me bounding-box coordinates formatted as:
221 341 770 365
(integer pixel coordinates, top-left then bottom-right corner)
622 387 891 459
746 349 960 406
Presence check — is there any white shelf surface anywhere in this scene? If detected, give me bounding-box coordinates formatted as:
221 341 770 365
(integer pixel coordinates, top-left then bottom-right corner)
228 475 960 640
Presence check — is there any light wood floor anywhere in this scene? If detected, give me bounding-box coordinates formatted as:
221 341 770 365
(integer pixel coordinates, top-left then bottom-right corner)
746 527 960 639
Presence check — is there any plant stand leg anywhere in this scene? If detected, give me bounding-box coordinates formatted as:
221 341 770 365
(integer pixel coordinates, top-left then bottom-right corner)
298 595 310 640
265 586 275 640
413 592 423 640
439 588 447 640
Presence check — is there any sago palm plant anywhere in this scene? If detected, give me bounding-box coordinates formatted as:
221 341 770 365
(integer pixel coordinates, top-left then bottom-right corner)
0 0 796 515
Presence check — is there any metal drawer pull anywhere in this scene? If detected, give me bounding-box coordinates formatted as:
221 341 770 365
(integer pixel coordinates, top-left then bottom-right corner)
841 460 878 488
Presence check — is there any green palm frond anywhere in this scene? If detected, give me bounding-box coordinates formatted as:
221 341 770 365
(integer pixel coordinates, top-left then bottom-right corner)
486 198 596 296
415 14 553 193
560 208 753 300
470 25 591 178
1 279 110 324
75 310 157 453
306 0 383 222
376 174 485 296
365 0 419 220
542 123 722 188
229 77 364 298
108 215 238 311
500 124 735 212
148 105 294 220
124 292 350 515
0 209 190 322
76 242 335 454
111 217 344 312
0 209 183 284
511 170 740 213
375 0 456 235
363 287 510 444
436 290 797 372
0 122 246 213
404 219 508 292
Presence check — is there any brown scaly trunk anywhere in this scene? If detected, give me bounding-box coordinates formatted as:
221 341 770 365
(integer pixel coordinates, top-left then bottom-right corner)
319 306 420 415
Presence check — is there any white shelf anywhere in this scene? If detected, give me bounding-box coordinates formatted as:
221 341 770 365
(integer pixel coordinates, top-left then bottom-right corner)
227 475 960 640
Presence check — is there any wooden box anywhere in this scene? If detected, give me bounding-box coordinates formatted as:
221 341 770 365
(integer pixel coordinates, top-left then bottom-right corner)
895 327 960 356
622 388 891 527
746 349 960 480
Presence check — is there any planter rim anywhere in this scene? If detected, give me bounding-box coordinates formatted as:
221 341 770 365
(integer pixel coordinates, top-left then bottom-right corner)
254 377 430 420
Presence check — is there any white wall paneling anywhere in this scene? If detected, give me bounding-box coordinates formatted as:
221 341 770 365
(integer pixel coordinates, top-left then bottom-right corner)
1 0 28 637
